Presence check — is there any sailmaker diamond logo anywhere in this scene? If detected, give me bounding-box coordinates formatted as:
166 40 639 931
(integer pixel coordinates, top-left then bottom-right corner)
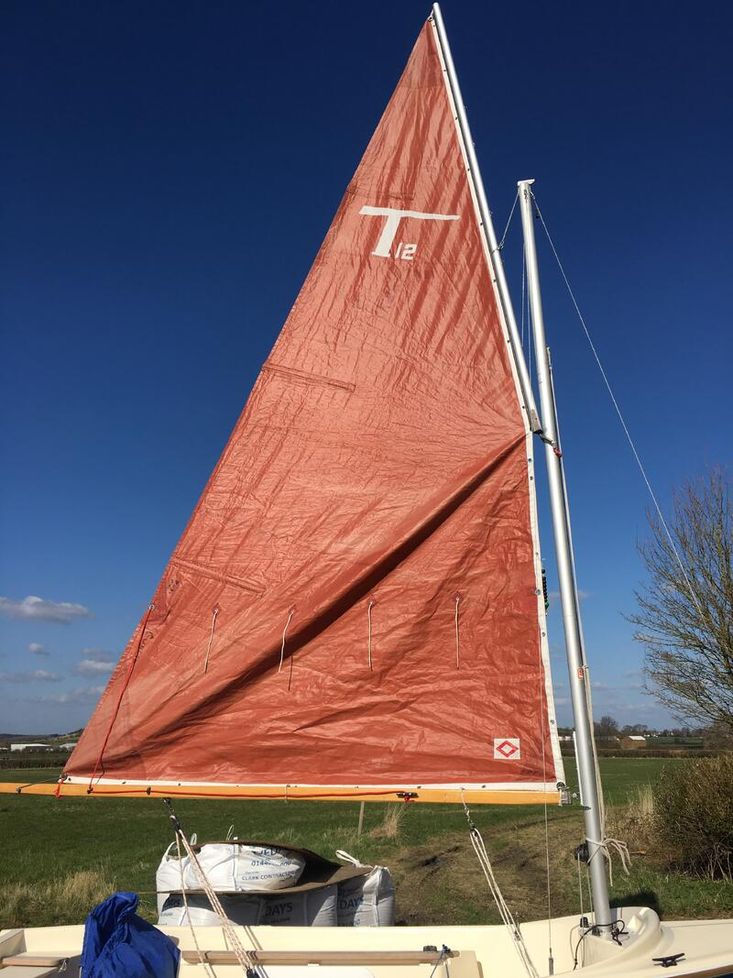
494 737 521 760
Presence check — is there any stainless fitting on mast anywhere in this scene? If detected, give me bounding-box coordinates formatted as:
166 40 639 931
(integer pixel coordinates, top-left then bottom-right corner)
517 178 613 936
431 3 541 433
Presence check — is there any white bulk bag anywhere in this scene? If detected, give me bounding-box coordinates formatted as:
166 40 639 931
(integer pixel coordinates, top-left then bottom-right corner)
157 893 224 927
335 853 395 927
217 894 263 925
182 844 238 891
235 844 306 891
158 892 262 927
155 840 189 915
259 885 338 927
183 843 305 892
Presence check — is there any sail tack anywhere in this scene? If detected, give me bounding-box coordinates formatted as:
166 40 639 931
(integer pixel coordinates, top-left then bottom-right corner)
65 19 564 803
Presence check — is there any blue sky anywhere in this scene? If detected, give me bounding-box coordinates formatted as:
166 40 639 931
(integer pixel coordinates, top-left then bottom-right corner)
1 0 731 734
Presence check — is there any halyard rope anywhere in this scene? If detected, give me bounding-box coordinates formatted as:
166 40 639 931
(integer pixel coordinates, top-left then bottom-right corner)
175 832 218 978
576 849 585 918
461 795 539 978
180 831 260 976
165 802 261 977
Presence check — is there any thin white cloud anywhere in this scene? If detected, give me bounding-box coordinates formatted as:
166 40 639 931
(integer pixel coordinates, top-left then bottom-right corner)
34 685 105 705
76 659 114 676
80 649 115 662
0 669 62 683
548 589 590 604
613 701 650 714
27 642 49 656
0 595 92 624
592 680 644 696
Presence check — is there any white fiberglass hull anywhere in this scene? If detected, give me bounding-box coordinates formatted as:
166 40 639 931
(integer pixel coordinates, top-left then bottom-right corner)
1 908 732 978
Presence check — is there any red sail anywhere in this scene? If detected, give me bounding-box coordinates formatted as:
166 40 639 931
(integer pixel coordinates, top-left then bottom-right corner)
65 19 563 804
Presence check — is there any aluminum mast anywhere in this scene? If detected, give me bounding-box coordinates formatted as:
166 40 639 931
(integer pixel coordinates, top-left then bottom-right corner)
518 178 613 935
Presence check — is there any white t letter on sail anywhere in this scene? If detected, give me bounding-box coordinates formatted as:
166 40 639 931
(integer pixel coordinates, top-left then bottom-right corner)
359 205 459 258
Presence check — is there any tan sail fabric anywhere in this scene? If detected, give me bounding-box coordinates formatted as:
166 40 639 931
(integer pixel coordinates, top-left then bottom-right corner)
65 19 563 802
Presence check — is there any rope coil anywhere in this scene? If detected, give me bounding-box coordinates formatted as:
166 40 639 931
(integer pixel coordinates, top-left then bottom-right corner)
588 836 632 888
582 666 632 887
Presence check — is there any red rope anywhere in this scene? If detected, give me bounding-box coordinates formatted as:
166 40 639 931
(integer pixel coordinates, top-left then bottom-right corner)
88 603 154 789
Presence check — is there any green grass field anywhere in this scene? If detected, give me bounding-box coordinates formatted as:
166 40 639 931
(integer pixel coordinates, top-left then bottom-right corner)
1 757 731 928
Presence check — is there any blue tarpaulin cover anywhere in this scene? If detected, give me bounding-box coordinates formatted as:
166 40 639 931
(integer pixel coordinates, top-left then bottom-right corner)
80 891 179 978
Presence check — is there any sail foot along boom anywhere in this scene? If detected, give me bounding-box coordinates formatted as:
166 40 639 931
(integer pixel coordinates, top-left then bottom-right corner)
2 782 564 806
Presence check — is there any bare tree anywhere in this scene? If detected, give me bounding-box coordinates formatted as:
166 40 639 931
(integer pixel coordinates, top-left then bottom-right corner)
630 469 733 730
594 715 619 738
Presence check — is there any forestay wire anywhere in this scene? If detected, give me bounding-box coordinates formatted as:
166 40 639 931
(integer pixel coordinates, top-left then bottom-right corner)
498 191 519 251
530 194 703 618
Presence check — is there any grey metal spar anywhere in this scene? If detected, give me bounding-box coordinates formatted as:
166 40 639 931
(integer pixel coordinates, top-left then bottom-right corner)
517 178 613 935
430 3 541 433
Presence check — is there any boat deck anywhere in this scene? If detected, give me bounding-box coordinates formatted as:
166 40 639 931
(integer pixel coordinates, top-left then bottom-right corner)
2 908 732 978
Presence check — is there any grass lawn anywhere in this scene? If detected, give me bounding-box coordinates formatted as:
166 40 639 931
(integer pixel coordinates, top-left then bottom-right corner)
1 757 731 928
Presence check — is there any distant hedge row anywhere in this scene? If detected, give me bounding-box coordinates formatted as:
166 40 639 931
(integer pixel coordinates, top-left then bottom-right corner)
0 752 69 769
560 747 723 759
